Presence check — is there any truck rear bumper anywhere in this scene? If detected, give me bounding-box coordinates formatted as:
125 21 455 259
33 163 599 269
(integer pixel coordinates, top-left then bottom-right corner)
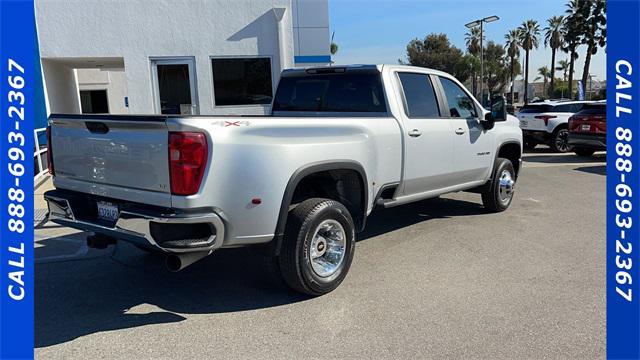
44 189 225 253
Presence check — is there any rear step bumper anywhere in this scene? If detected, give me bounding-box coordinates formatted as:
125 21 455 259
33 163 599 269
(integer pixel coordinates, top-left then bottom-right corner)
44 189 225 253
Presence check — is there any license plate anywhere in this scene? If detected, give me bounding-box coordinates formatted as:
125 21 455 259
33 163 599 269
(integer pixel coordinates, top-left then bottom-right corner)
581 124 591 131
97 201 119 221
520 120 528 127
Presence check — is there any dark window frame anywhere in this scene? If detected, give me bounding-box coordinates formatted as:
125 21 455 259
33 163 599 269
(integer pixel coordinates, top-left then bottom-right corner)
435 76 480 119
211 56 274 107
396 72 441 119
272 71 388 114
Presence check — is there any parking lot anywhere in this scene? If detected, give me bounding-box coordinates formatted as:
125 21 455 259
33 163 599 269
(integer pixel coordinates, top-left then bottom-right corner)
34 150 605 359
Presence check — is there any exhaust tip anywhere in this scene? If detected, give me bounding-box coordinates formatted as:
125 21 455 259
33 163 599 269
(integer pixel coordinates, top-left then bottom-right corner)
165 251 212 272
165 255 182 272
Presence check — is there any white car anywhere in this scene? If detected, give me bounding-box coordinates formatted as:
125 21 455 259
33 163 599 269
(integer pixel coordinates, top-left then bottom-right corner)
517 100 591 152
45 64 522 295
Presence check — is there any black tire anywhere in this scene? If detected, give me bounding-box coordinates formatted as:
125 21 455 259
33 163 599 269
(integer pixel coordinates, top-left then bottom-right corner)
574 148 596 157
523 138 537 150
278 198 356 296
550 127 572 153
482 158 516 212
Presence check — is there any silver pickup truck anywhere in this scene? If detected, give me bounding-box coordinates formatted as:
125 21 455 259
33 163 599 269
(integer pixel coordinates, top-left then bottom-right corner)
45 64 522 295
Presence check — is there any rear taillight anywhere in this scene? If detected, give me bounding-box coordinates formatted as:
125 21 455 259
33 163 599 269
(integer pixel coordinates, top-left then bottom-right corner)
46 126 54 175
534 115 557 126
168 132 208 196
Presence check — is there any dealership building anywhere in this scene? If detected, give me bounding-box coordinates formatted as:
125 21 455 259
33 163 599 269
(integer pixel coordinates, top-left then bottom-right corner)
34 0 331 120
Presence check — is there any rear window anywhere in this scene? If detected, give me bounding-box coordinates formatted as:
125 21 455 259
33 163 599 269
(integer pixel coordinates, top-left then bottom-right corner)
576 104 606 115
272 73 387 113
554 103 585 113
518 104 553 114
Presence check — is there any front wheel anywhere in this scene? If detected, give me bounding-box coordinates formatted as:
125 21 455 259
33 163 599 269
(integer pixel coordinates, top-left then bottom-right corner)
550 128 572 153
482 158 516 212
278 198 356 296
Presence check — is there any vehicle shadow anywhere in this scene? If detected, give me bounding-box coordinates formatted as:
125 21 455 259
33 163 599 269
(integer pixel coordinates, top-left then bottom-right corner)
524 152 606 164
574 165 606 176
35 241 308 348
359 196 485 241
35 197 485 347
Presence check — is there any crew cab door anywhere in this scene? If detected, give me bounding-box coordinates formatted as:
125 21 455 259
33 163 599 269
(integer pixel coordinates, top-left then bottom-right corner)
395 72 454 195
436 76 493 184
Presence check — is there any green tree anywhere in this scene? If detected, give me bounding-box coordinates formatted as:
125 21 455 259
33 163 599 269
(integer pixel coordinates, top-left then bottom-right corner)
544 15 564 97
579 0 606 95
504 29 521 104
465 26 484 56
562 0 584 98
484 41 513 97
330 42 339 55
403 33 464 76
518 19 541 104
454 53 480 85
535 66 552 98
555 59 571 99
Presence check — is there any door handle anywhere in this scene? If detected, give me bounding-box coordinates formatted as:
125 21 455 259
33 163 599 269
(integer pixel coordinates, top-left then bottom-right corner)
408 129 422 137
455 128 466 135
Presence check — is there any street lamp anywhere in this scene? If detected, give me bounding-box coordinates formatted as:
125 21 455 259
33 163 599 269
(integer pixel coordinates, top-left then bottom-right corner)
465 15 499 106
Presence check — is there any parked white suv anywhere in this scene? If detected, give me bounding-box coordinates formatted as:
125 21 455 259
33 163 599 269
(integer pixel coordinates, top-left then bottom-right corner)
517 100 591 152
45 65 522 296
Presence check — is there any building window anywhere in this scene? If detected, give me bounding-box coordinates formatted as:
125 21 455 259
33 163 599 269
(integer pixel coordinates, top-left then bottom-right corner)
212 57 273 106
80 90 109 114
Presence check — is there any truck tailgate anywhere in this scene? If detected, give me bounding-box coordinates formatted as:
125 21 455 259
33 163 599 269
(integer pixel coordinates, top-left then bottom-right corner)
49 115 172 206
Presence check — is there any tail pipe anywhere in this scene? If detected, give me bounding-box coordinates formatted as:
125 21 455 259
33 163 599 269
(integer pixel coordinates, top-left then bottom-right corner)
165 251 212 272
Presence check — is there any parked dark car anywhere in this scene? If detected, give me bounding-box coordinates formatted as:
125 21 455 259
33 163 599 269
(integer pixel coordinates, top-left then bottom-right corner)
567 101 606 157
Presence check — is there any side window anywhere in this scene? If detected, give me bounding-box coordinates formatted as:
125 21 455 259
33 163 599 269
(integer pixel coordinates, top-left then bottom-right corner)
439 77 477 118
398 73 440 118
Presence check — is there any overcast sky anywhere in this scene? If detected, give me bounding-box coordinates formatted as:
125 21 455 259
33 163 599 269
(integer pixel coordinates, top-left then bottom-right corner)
329 0 606 82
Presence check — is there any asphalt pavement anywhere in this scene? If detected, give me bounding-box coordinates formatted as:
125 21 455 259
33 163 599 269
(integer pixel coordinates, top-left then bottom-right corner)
34 150 606 359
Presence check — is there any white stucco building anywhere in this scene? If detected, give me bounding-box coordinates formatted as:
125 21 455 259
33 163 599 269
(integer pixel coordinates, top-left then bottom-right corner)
35 0 331 119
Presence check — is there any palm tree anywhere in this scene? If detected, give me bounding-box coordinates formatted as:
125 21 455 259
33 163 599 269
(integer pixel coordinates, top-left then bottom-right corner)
518 19 541 104
556 59 570 98
465 27 484 97
535 66 552 98
465 26 483 56
504 29 520 104
544 15 564 97
580 0 606 96
563 0 584 98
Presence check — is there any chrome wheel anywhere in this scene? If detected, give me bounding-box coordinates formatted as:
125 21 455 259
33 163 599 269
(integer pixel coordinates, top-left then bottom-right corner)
309 219 346 278
554 129 572 152
498 169 515 203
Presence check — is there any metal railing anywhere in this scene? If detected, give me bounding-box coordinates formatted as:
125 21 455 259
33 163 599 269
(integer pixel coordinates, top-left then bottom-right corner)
34 127 48 184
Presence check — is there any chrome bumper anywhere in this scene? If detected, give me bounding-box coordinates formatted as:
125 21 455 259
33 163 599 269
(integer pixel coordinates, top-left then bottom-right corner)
45 193 225 253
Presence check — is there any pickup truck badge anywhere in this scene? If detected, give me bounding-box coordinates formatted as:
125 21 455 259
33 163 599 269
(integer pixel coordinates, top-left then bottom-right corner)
212 120 251 127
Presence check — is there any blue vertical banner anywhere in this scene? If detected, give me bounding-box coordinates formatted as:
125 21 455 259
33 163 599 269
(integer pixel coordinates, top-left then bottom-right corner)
577 80 585 101
0 0 36 359
607 0 640 359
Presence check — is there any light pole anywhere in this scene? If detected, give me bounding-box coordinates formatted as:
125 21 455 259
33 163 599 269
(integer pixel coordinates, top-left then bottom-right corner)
465 15 499 106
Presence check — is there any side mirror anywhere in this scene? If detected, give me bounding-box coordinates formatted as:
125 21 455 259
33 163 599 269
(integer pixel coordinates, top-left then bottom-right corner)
482 95 506 129
489 95 507 122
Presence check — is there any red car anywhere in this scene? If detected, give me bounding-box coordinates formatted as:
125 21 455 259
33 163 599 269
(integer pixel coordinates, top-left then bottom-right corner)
567 101 606 157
